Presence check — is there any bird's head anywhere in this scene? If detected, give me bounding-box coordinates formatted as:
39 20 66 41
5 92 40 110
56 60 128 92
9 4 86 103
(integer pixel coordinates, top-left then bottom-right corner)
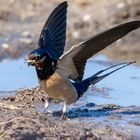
26 49 53 70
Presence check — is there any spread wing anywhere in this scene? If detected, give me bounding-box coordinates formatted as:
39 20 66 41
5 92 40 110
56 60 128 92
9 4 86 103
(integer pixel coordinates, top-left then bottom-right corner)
58 21 140 81
38 1 67 60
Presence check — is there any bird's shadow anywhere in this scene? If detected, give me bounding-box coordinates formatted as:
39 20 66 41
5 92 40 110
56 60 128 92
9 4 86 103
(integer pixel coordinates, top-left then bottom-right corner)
52 103 140 119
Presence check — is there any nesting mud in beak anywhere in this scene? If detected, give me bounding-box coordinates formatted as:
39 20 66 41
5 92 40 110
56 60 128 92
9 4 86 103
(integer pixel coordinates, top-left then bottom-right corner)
25 55 46 70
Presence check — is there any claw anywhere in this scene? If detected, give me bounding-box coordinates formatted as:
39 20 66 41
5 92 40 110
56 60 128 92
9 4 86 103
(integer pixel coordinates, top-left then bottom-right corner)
60 112 68 120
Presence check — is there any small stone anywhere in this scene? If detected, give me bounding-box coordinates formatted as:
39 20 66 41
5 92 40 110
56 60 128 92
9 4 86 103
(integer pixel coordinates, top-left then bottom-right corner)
21 31 32 38
19 38 33 44
72 31 79 39
82 14 91 22
117 2 126 9
10 97 15 102
1 43 9 49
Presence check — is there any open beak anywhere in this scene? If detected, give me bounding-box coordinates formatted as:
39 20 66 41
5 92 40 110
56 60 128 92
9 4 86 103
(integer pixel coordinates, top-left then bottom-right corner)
25 55 46 70
25 57 36 66
25 54 37 67
26 59 34 63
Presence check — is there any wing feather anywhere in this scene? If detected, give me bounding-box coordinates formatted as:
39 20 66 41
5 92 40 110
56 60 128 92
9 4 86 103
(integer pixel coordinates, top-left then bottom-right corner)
59 21 140 81
38 1 67 59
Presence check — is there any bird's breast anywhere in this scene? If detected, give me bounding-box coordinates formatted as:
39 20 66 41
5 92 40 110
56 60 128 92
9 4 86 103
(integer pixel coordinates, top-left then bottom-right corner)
39 70 78 104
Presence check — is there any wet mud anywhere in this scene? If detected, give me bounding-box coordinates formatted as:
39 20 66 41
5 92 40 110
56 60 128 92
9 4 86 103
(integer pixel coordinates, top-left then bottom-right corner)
0 88 140 140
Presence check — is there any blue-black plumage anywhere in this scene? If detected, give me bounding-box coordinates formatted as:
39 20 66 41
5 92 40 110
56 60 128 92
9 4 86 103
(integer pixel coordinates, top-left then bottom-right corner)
38 1 67 60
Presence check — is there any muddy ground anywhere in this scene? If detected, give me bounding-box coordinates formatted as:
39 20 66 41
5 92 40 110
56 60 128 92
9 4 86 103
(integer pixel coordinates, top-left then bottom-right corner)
0 88 140 140
0 0 140 139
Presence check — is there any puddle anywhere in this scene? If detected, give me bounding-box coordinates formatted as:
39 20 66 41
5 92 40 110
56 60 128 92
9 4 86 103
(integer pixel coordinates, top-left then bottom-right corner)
0 55 140 107
84 55 140 106
0 58 38 91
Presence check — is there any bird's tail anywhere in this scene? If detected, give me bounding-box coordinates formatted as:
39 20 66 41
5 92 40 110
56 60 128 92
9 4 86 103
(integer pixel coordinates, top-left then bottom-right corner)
72 61 136 99
88 61 135 85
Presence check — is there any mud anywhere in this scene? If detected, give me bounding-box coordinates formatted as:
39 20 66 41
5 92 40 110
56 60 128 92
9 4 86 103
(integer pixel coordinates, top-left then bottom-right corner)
0 88 140 140
0 0 140 139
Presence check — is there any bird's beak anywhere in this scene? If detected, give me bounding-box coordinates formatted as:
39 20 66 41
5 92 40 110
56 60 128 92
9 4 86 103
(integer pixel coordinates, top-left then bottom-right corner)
25 55 36 66
25 59 36 64
25 55 46 70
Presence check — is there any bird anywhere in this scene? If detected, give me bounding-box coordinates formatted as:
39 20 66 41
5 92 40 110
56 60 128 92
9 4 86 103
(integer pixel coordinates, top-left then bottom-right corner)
26 1 140 118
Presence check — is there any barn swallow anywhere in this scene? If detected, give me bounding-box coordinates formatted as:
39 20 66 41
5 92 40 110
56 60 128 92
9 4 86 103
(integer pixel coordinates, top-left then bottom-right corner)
26 1 140 118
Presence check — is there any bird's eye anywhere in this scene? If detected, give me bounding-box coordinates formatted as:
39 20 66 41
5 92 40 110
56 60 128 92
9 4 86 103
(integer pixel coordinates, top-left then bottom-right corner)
36 55 41 60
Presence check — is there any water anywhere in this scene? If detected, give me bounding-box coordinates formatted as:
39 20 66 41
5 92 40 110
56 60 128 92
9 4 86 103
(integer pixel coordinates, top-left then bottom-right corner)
84 55 140 106
0 58 38 91
0 55 140 106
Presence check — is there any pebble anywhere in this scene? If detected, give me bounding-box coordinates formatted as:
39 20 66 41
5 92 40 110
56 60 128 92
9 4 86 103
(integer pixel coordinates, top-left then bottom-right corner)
19 38 33 44
21 31 32 38
72 31 80 39
82 14 91 22
117 2 126 9
1 43 9 49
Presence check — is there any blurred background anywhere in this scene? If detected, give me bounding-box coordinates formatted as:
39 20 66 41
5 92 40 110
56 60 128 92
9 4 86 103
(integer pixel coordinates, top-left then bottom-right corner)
0 0 140 105
0 0 140 61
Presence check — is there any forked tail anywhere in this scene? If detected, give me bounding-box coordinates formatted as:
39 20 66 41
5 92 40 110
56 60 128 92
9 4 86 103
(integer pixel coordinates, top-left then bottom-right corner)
88 61 136 84
72 61 136 99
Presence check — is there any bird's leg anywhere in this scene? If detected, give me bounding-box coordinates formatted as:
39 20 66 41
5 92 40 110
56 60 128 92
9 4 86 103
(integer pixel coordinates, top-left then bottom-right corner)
60 101 67 120
43 99 50 113
43 97 52 113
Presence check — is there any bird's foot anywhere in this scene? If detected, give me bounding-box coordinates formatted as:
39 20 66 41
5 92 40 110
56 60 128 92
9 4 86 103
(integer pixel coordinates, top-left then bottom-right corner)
60 113 68 120
42 96 53 113
43 108 47 113
43 108 53 114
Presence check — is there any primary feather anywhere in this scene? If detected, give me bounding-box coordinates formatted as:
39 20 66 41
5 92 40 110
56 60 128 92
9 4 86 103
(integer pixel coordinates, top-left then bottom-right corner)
59 21 140 81
38 1 67 60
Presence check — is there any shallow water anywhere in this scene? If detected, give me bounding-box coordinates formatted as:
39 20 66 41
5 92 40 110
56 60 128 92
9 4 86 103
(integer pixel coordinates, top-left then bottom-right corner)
0 58 38 91
0 55 140 106
84 55 140 106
